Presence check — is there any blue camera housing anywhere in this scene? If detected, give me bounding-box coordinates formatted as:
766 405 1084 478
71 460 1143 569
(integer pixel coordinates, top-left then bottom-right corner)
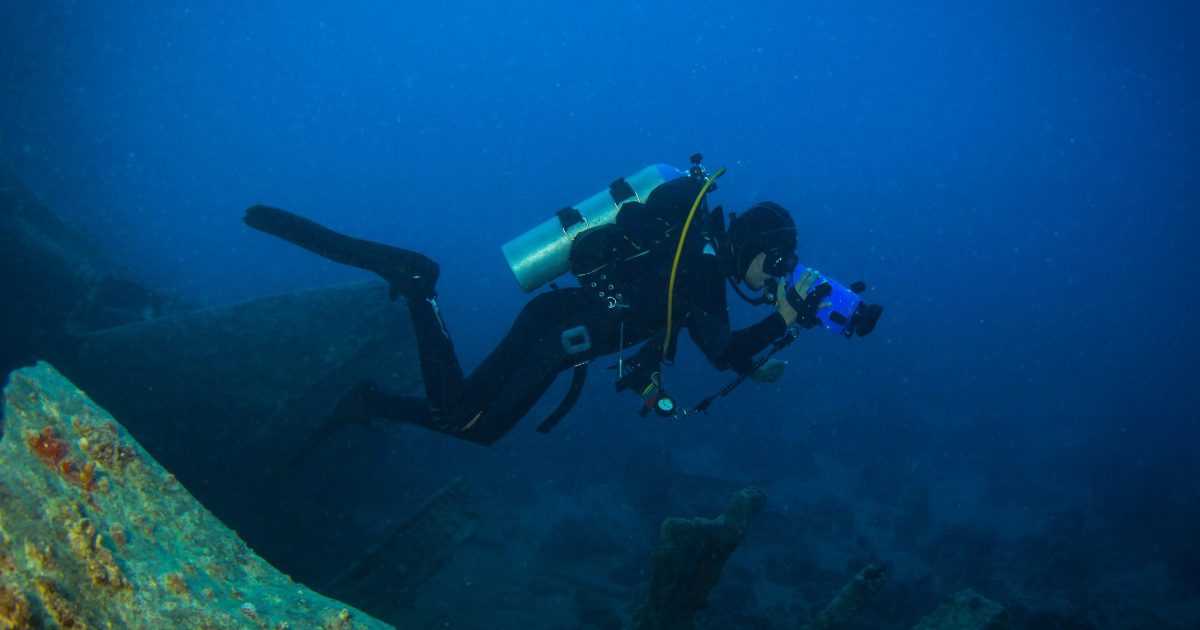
784 266 866 338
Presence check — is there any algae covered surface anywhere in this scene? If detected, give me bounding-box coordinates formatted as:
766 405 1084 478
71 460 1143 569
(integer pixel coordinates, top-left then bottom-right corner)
0 361 392 629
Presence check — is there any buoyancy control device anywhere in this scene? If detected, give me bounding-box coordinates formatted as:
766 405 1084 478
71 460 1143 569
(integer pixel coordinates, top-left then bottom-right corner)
506 155 721 434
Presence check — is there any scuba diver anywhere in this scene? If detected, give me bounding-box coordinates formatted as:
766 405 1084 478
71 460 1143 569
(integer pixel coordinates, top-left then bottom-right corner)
244 155 882 447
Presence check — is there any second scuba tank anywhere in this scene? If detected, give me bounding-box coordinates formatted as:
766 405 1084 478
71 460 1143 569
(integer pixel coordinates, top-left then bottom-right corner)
502 163 685 293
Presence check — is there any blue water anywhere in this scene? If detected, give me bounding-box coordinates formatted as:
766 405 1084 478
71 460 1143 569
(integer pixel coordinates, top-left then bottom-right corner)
3 1 1198 626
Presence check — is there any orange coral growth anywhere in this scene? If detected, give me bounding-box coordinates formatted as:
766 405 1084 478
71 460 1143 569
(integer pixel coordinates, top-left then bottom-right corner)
26 427 67 465
54 458 98 492
25 427 97 491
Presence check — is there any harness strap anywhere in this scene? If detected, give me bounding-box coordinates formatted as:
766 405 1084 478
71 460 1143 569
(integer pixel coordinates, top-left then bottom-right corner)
536 362 589 434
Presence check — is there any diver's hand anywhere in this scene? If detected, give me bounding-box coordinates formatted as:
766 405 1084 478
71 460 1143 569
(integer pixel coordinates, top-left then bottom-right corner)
749 358 787 383
780 268 832 329
797 282 833 329
775 268 820 326
774 281 799 326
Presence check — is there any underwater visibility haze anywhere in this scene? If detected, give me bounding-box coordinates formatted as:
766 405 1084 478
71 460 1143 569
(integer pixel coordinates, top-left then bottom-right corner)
1 1 1199 628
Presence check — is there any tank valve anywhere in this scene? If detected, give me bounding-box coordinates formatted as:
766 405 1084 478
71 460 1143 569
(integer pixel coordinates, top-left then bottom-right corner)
688 152 714 189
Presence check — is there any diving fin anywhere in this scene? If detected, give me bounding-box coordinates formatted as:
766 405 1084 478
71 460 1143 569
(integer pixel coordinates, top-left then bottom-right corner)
243 205 439 300
260 378 381 494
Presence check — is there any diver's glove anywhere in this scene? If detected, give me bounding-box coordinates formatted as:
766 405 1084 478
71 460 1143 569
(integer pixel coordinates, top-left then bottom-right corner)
786 280 833 329
749 358 787 383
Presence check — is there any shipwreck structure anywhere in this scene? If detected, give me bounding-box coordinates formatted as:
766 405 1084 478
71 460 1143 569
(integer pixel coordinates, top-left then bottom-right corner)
0 362 393 629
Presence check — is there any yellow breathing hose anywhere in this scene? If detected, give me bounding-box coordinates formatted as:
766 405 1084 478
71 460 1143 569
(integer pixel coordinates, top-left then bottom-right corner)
662 167 726 362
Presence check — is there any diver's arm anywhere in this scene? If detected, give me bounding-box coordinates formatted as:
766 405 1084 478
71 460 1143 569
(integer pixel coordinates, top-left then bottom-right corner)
685 253 788 373
689 308 787 374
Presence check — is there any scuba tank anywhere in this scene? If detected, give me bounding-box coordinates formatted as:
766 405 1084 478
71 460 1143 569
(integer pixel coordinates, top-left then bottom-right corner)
501 163 686 292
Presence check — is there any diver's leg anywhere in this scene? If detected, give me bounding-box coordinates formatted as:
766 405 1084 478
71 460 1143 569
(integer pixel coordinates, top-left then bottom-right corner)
326 289 611 445
453 338 573 444
317 371 532 447
243 205 467 419
448 290 620 443
265 378 433 487
404 295 466 421
366 289 592 442
462 291 588 391
243 205 438 299
313 293 466 434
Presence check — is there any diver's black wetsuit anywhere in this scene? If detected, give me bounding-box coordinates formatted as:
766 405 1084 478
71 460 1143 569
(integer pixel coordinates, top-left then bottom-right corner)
246 177 788 445
391 258 787 444
379 178 788 445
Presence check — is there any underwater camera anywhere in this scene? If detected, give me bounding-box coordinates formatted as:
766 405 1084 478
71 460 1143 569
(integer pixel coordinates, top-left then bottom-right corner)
771 265 883 338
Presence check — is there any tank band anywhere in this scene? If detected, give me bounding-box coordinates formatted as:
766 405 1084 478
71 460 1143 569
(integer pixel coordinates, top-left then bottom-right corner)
556 206 584 230
609 178 636 205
